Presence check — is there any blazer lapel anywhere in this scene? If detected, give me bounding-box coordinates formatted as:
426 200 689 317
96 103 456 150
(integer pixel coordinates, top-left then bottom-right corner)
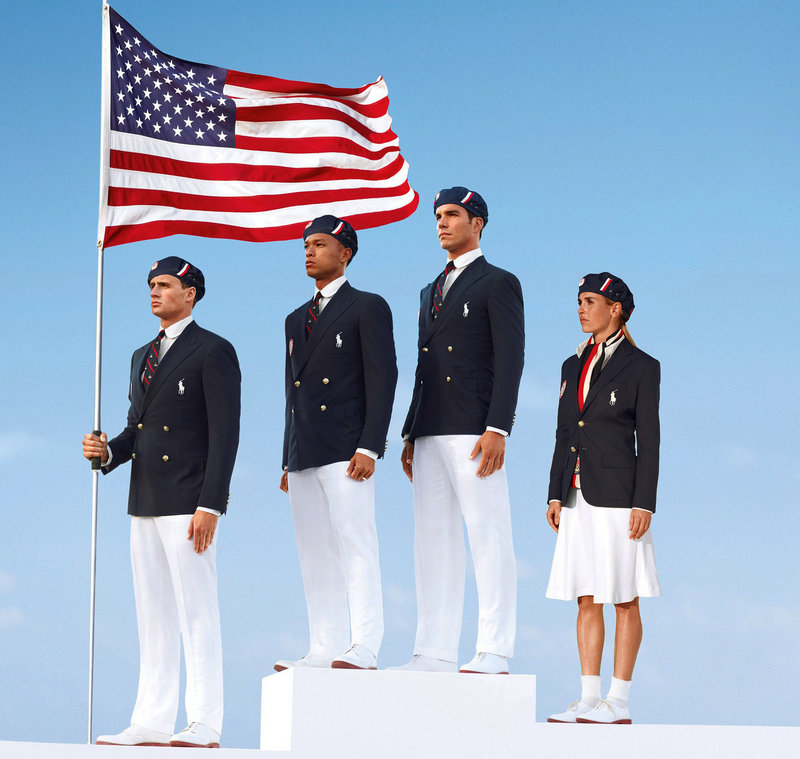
140 321 201 413
581 341 633 413
293 282 356 375
427 256 489 337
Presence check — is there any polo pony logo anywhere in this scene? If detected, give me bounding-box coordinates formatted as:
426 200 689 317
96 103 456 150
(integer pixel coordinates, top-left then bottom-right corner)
609 389 617 406
463 302 470 318
178 379 185 395
336 332 342 348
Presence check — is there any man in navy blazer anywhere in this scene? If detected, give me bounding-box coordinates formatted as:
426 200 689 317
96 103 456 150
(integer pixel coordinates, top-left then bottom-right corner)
277 215 397 672
394 187 525 675
82 257 240 748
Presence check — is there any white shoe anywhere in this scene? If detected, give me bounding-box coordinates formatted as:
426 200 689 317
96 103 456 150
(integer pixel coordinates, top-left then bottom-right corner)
387 654 457 672
95 724 171 746
459 652 509 674
274 652 333 672
547 699 599 723
331 643 377 670
170 722 221 747
576 698 632 724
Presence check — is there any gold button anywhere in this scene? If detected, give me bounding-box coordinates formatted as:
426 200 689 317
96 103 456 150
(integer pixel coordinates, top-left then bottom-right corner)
137 423 143 430
131 453 136 460
294 380 300 387
320 405 327 411
162 455 169 462
578 420 585 428
570 446 576 453
163 426 169 432
322 378 329 384
448 346 453 352
446 376 451 382
422 347 429 352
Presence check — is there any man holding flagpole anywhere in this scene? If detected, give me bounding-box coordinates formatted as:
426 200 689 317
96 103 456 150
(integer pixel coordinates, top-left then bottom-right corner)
82 257 240 748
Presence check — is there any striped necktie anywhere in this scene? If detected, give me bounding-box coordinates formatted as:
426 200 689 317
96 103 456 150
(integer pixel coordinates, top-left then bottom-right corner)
143 329 166 388
305 291 323 339
432 260 456 316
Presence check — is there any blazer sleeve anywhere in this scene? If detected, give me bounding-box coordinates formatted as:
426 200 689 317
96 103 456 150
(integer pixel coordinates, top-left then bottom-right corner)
547 360 572 502
486 271 525 433
632 357 660 513
281 317 293 471
197 338 241 513
103 350 140 475
358 295 398 456
401 287 426 440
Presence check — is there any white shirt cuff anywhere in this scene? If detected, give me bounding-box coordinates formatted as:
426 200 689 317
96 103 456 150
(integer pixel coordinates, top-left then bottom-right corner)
485 426 508 437
196 507 222 516
356 448 378 460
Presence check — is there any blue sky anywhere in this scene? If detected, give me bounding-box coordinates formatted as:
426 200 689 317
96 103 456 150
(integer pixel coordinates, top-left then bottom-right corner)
1 0 798 748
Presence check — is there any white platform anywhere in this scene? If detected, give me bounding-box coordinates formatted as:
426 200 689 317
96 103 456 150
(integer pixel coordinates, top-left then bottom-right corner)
261 668 536 753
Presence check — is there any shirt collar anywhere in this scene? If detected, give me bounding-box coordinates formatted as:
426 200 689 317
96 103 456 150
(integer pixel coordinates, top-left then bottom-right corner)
577 328 625 357
316 274 347 299
447 248 483 270
163 314 194 340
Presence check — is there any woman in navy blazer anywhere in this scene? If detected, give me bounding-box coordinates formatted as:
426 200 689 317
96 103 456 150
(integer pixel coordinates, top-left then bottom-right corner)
545 273 661 725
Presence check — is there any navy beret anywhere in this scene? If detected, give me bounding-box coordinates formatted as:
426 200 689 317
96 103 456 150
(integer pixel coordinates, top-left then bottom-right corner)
147 256 205 302
433 186 488 227
578 272 635 318
303 215 358 260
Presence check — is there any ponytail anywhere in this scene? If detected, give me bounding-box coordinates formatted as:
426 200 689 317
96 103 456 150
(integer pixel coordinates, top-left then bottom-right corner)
621 320 636 347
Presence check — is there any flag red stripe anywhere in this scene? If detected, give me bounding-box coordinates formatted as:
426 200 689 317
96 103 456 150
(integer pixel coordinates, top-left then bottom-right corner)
236 96 391 121
103 196 419 248
237 103 397 144
110 150 406 183
227 70 377 98
108 184 413 213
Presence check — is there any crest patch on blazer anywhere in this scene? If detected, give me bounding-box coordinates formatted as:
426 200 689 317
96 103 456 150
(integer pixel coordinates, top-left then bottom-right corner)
559 380 567 399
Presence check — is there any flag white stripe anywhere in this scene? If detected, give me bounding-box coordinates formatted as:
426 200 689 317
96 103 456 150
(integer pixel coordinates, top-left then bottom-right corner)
235 118 398 150
234 96 394 131
109 131 401 170
222 78 388 106
105 188 418 229
109 161 411 197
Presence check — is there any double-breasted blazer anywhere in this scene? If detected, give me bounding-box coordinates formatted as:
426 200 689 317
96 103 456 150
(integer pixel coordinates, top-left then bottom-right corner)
104 320 241 517
283 282 397 472
402 255 525 441
547 339 660 512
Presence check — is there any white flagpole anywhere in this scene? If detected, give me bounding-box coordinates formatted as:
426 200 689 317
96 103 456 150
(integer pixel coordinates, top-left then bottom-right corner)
88 1 111 745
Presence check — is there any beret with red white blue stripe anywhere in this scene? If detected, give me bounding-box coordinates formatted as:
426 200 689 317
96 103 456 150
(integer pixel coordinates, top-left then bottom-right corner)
578 272 635 317
303 214 358 259
147 257 205 302
433 186 488 226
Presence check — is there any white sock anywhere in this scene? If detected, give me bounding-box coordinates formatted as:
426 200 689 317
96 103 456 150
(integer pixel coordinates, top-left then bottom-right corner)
581 675 602 705
607 676 631 706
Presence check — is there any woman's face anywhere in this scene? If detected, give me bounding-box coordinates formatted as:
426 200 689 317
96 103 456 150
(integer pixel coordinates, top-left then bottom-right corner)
577 292 620 337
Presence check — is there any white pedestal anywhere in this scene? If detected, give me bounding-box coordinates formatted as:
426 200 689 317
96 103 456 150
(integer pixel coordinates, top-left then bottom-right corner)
260 668 536 755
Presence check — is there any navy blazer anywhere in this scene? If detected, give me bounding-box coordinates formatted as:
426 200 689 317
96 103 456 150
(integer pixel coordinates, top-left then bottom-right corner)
104 321 241 517
402 255 525 441
283 282 397 472
547 339 660 512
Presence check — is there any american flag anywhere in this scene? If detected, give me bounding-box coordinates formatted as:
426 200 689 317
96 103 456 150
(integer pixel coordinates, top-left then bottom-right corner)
100 7 419 248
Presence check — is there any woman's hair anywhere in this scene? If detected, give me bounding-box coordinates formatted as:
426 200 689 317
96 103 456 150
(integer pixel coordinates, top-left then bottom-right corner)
600 294 637 347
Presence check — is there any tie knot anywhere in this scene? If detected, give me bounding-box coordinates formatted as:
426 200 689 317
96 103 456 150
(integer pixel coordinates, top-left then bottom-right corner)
158 329 166 339
444 260 456 274
314 291 322 304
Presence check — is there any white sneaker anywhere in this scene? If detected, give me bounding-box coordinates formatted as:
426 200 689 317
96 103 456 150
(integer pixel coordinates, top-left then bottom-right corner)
274 652 333 672
170 722 221 747
386 654 457 672
459 652 509 674
95 724 171 746
331 643 377 670
547 699 599 723
576 698 632 724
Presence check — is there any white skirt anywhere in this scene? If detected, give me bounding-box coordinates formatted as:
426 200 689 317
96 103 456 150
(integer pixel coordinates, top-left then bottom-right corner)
546 488 661 604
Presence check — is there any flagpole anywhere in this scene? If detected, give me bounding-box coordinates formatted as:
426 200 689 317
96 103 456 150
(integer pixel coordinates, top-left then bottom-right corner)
88 1 111 745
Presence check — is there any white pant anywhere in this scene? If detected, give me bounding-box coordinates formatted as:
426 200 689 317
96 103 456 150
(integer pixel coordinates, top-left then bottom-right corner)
288 461 384 657
411 435 516 661
129 515 223 735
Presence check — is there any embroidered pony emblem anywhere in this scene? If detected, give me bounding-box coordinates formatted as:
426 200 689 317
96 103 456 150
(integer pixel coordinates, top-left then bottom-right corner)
463 302 470 318
178 379 185 395
609 389 617 406
336 332 343 348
